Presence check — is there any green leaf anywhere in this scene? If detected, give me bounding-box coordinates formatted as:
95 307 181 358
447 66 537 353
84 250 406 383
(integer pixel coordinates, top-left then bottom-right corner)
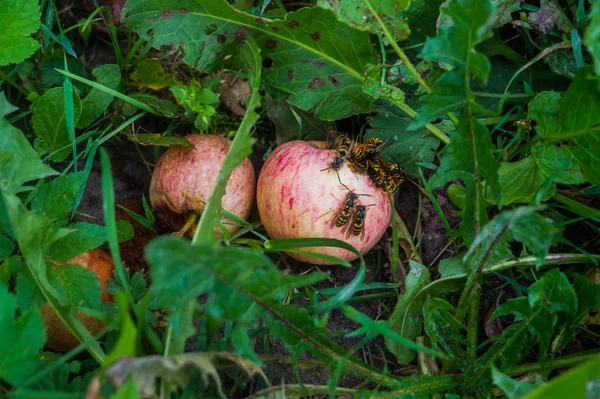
105 293 137 366
465 207 557 269
31 87 82 162
30 173 86 226
0 0 41 66
429 116 499 245
585 0 600 76
420 0 493 82
116 220 134 243
386 260 430 364
522 355 600 399
50 264 102 310
570 273 600 318
492 367 539 399
422 297 467 364
265 97 330 145
123 0 378 120
528 91 561 138
194 38 260 243
0 94 57 195
15 268 45 310
77 64 121 129
47 222 106 262
126 133 193 147
318 0 411 41
131 58 178 90
532 143 587 185
0 235 14 259
0 283 45 386
486 157 556 205
529 269 578 316
367 103 440 176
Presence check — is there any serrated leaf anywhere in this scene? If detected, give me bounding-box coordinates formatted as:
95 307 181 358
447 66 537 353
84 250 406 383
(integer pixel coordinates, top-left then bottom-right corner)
0 93 57 195
50 264 102 310
117 219 134 243
532 142 587 185
421 0 493 82
30 173 86 226
386 261 430 364
464 207 557 269
429 116 499 244
47 223 106 263
122 0 378 120
31 87 82 162
529 269 578 316
367 103 440 176
131 58 178 90
15 268 45 310
423 297 467 365
0 0 41 66
0 283 45 386
485 157 556 205
318 0 411 41
77 64 121 129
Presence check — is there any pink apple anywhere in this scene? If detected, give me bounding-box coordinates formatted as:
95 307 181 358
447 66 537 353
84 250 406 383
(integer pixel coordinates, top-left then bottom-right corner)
150 134 256 235
257 140 392 265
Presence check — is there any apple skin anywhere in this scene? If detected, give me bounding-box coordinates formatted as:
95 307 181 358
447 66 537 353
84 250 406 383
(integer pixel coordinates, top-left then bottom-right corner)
257 140 392 265
150 134 256 235
41 249 114 352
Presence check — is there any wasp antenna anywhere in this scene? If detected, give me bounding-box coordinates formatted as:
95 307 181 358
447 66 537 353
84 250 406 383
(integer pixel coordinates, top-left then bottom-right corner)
335 171 353 192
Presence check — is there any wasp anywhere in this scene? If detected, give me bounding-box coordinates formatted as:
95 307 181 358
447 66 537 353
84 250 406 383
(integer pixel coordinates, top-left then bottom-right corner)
342 204 375 241
349 137 394 174
329 191 359 229
383 161 405 193
322 133 354 172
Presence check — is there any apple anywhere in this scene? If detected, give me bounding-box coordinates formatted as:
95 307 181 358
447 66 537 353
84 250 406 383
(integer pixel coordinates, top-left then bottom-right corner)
41 249 114 352
257 140 392 265
150 134 256 236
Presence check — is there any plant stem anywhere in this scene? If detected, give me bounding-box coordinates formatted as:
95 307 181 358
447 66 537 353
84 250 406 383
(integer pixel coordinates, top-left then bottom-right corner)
505 349 600 376
553 193 600 220
0 70 29 96
393 100 451 144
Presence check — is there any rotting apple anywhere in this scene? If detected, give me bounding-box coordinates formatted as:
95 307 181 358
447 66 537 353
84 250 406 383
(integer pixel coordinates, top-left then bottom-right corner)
150 134 256 236
257 140 392 265
41 249 114 352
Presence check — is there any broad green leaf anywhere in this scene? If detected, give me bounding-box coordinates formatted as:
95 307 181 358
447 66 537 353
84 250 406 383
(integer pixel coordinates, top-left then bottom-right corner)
0 93 56 195
486 157 556 205
47 222 106 262
464 207 557 269
528 91 561 138
318 0 411 41
523 355 600 399
116 220 134 243
529 269 578 316
0 283 45 386
0 0 41 66
130 58 178 90
367 103 440 176
194 38 260 243
122 0 378 120
557 67 600 139
532 142 587 185
570 274 600 318
77 64 121 129
31 87 82 162
30 172 86 226
586 0 600 76
386 260 430 364
50 264 102 310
